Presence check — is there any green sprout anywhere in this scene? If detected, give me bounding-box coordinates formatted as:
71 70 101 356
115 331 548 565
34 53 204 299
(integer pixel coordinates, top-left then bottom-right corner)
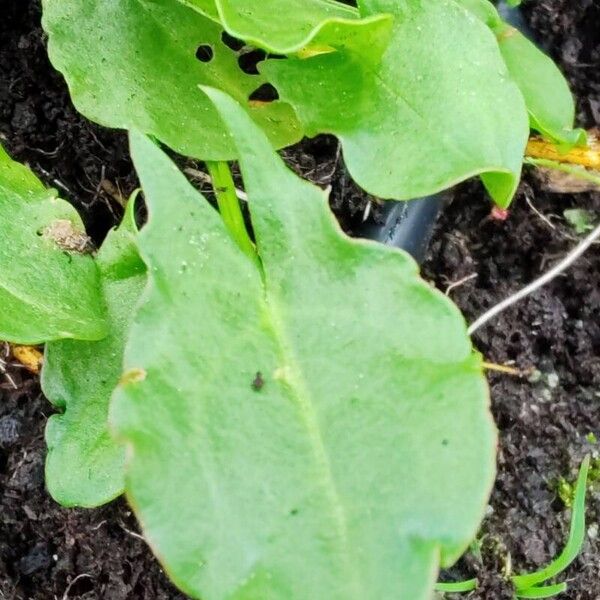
436 456 590 599
515 582 567 598
435 579 478 594
557 476 575 508
513 456 590 595
563 209 596 235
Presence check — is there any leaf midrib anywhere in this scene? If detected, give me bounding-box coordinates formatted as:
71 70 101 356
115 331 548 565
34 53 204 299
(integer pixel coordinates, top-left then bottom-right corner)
262 287 364 598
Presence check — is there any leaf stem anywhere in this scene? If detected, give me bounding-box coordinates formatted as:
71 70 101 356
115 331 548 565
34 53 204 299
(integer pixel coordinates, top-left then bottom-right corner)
526 136 600 170
481 361 527 377
206 161 256 262
524 157 600 188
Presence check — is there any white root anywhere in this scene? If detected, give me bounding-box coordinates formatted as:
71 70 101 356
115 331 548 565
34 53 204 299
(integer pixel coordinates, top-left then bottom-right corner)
468 222 600 336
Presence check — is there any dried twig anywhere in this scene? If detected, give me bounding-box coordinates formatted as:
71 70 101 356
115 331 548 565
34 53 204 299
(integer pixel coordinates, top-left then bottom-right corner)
524 194 556 230
0 343 17 389
118 520 147 542
445 273 477 296
481 361 533 377
61 574 93 600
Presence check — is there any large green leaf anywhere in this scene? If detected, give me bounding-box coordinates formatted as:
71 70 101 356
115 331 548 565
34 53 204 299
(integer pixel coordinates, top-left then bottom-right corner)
264 0 529 207
41 0 302 160
42 200 145 508
456 0 585 146
110 91 496 600
0 145 106 344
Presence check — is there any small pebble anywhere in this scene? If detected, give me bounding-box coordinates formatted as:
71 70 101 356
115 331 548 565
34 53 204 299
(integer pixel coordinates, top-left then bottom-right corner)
18 544 51 575
547 372 559 388
0 415 21 445
588 523 598 540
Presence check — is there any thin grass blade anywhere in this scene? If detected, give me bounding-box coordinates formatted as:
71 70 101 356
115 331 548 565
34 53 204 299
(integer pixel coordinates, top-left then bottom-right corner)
435 578 478 593
516 582 568 598
512 456 590 590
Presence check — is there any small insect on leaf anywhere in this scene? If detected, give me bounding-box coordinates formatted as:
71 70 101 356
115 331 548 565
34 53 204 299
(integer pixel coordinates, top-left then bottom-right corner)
42 219 94 254
251 371 264 391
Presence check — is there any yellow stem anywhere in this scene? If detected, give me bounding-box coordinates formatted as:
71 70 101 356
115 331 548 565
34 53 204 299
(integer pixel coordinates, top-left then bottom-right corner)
481 361 527 377
526 135 600 170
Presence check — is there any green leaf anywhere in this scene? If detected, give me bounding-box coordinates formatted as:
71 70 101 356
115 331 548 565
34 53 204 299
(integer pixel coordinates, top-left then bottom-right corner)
176 0 220 21
213 0 391 56
563 208 596 234
43 198 146 507
454 0 501 25
264 0 529 207
494 24 585 147
110 91 496 600
178 0 390 57
456 0 585 146
41 0 302 160
0 144 106 344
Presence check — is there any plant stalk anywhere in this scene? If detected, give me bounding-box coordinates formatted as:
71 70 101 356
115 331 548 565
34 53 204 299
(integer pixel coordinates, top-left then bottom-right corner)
206 161 257 262
526 136 600 170
482 361 528 377
525 157 600 188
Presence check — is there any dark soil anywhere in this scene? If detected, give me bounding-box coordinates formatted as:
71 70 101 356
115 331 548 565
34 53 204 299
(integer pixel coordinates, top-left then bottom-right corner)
426 177 600 599
0 0 135 245
1 0 599 599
